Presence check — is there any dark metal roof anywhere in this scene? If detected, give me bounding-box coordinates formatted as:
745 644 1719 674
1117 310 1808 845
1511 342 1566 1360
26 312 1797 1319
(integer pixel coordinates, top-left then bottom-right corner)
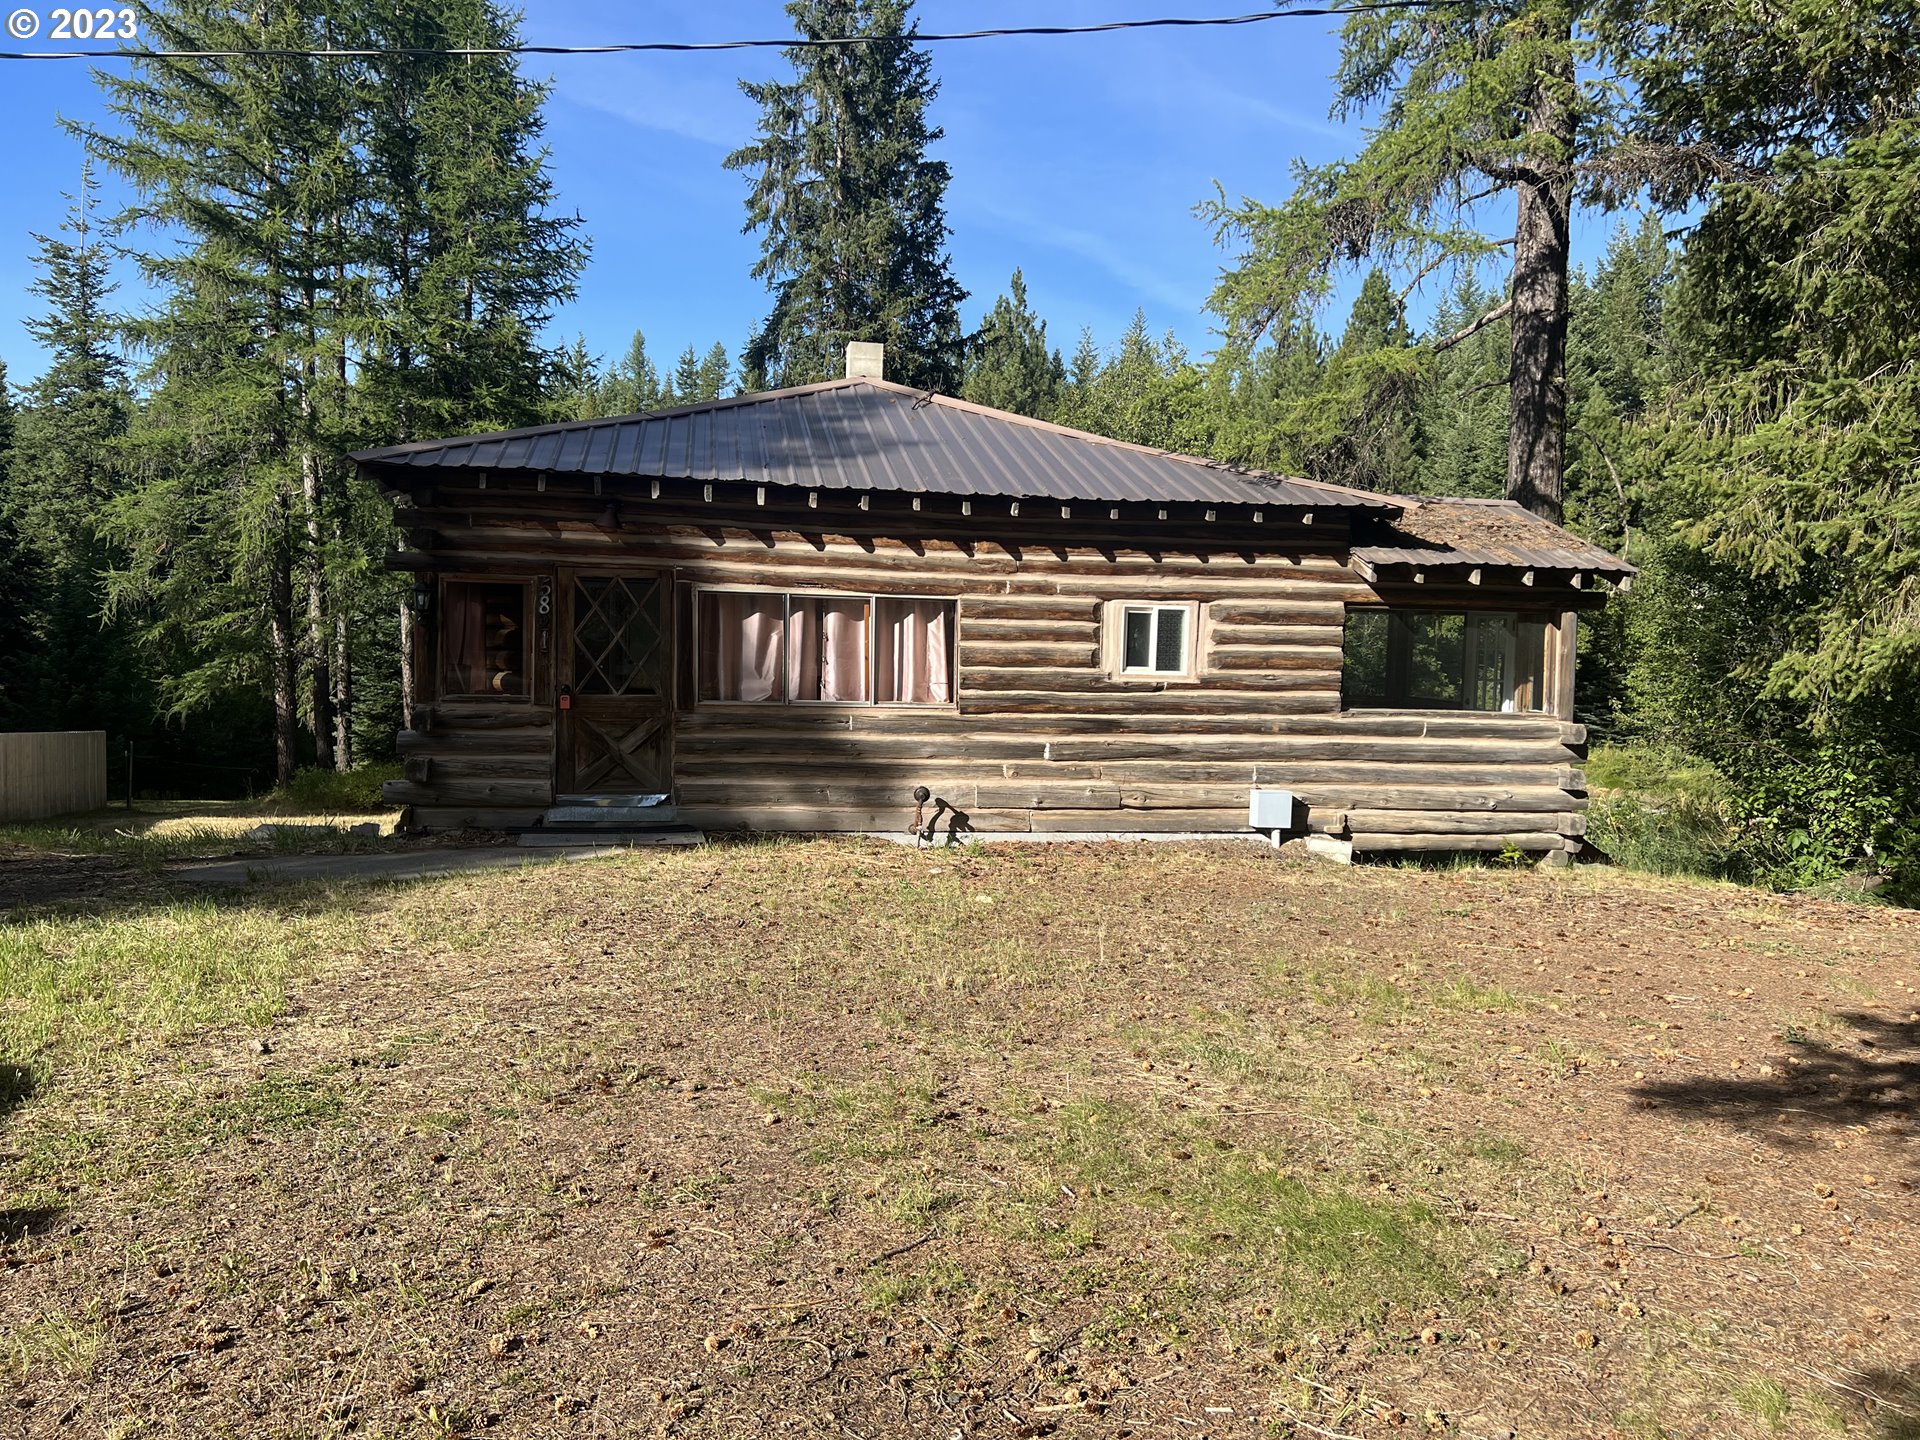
352 377 1392 512
1352 497 1637 577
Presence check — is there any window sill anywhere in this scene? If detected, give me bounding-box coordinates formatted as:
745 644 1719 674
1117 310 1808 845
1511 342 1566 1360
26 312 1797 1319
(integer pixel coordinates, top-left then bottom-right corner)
1338 705 1558 718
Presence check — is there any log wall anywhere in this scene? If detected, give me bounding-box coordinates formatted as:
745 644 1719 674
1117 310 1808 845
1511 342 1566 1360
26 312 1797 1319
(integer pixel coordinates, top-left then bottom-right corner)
385 493 1592 853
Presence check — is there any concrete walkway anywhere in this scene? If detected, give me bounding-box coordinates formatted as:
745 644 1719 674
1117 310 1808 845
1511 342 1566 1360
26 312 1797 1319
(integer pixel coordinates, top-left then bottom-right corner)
173 845 630 888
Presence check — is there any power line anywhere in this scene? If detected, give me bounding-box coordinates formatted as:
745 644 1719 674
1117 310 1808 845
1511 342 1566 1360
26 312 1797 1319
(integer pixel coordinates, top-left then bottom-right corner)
0 3 1464 61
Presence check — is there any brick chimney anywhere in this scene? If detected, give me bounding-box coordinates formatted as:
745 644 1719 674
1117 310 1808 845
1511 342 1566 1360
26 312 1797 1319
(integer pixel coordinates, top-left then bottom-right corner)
844 341 885 380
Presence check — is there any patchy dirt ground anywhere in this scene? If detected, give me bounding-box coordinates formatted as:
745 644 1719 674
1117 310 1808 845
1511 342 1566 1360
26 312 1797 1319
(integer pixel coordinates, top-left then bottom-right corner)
2 842 1917 1440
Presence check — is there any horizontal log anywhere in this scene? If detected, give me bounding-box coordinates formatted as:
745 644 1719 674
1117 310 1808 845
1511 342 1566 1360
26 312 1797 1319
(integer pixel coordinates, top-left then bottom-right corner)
674 779 1127 812
1045 579 1375 603
958 692 1339 716
1094 760 1579 787
396 729 554 756
678 780 977 810
959 667 1337 694
1350 831 1568 853
384 778 554 806
957 617 1099 641
417 703 552 731
1206 625 1340 646
1341 809 1580 835
1269 785 1583 813
960 598 1101 623
1205 648 1344 672
1027 808 1247 834
1044 737 1576 765
1207 601 1349 626
675 757 1046 781
957 642 1099 668
973 782 1123 811
406 805 548 831
403 753 552 781
668 711 1578 748
675 735 1049 762
677 804 1033 835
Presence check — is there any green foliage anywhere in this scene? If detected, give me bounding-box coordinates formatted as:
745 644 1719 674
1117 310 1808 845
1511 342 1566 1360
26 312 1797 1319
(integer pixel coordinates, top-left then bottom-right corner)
271 762 403 814
727 0 966 391
961 270 1062 418
1585 746 1748 883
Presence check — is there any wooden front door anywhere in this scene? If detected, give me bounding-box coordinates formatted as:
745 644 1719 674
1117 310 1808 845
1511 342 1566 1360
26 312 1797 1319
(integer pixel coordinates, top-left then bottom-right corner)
556 570 672 797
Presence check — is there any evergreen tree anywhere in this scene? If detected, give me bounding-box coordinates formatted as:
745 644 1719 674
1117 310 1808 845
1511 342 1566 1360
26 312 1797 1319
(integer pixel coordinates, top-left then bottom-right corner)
0 361 31 732
360 0 586 443
1411 279 1511 499
961 270 1063 418
553 334 603 420
1200 0 1662 522
84 0 369 782
7 165 142 737
697 342 734 401
1290 270 1422 492
596 329 663 414
726 0 966 391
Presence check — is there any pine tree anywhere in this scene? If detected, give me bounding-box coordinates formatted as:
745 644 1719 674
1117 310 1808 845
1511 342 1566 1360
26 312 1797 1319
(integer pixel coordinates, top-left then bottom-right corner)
1200 0 1663 522
1291 270 1421 492
726 0 966 391
961 270 1063 418
1053 328 1105 432
697 342 734 401
1412 279 1511 499
84 0 372 782
8 165 142 737
553 335 603 420
360 0 586 442
597 330 663 415
0 360 31 732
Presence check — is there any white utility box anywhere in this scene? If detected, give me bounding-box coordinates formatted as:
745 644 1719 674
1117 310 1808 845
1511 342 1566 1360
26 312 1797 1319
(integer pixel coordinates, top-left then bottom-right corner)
1248 788 1297 834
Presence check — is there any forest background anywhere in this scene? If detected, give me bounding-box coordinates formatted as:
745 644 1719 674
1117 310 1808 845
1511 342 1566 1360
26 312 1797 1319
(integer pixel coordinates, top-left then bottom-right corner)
0 0 1913 901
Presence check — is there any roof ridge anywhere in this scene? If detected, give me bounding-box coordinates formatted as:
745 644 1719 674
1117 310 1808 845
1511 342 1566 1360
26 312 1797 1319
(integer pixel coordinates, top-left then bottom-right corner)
347 377 868 464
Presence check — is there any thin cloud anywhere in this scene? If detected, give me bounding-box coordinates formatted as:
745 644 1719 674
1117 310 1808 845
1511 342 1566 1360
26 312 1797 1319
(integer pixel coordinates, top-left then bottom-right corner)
965 196 1197 314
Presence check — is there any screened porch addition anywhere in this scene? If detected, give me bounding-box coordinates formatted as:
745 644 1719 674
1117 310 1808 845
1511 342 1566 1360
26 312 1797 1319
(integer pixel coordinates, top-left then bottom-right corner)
1342 609 1556 713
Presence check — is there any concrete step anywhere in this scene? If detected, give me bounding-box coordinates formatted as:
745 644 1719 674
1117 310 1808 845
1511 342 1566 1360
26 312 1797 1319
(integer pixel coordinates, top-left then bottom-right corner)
518 829 704 848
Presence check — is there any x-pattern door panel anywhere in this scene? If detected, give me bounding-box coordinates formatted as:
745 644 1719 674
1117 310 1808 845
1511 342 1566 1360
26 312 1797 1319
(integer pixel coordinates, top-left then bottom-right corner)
557 571 672 797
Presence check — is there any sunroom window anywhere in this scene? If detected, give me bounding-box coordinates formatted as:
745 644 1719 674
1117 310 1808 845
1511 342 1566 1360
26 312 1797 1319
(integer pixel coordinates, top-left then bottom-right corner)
1343 609 1552 713
696 589 953 705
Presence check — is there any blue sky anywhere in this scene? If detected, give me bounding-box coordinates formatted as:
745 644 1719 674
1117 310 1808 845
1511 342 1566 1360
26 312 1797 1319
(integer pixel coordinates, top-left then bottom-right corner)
0 1 1610 389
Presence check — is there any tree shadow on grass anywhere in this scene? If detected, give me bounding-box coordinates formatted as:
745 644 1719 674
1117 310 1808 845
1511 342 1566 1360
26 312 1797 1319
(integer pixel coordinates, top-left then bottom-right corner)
0 1061 63 1243
1851 1363 1920 1439
1630 1011 1919 1155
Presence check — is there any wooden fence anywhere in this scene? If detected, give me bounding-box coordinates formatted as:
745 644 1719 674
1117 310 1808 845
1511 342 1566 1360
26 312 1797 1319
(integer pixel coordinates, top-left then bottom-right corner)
0 731 109 822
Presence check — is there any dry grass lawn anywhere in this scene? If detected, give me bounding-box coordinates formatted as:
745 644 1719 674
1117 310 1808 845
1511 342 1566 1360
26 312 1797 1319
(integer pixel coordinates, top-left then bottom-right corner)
2 839 1917 1439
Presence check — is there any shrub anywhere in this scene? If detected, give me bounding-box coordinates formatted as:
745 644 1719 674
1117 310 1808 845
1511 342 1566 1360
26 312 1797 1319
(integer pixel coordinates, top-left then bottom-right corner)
270 762 402 814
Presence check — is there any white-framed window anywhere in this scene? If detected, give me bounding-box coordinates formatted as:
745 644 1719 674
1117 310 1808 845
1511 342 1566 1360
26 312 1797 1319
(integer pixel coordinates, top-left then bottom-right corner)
694 587 955 706
1105 600 1199 681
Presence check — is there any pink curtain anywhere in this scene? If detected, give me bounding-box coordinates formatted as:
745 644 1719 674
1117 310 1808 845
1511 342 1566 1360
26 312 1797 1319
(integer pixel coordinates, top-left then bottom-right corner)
699 592 784 701
788 598 870 702
876 599 952 704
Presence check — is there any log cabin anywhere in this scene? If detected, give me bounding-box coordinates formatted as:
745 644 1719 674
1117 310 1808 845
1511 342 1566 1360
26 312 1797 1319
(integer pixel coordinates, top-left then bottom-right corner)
353 342 1635 858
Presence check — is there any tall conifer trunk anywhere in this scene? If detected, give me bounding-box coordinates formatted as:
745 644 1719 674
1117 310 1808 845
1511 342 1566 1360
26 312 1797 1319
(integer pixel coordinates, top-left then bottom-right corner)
1506 11 1575 524
269 539 299 788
